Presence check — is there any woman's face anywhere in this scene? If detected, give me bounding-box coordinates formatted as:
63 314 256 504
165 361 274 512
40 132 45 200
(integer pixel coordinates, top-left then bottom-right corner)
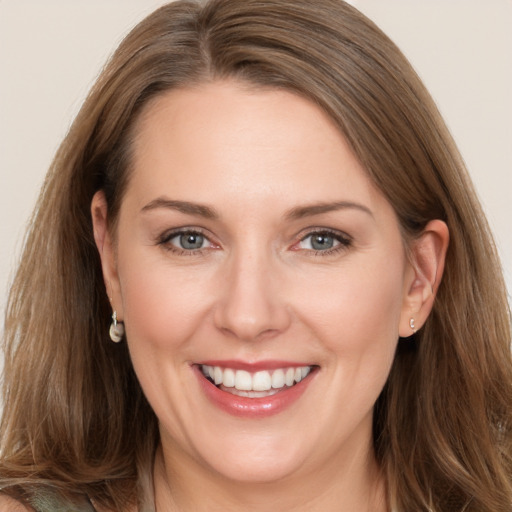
96 81 419 484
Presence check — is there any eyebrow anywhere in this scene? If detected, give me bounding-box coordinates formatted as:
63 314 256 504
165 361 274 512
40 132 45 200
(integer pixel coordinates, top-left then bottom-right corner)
284 201 374 220
141 197 373 221
141 198 219 219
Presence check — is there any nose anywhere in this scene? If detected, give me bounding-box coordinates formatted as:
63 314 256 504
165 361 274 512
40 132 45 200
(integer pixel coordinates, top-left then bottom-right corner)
213 249 291 341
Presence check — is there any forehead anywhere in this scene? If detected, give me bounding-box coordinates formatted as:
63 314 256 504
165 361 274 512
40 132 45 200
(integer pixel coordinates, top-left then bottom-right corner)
126 80 390 218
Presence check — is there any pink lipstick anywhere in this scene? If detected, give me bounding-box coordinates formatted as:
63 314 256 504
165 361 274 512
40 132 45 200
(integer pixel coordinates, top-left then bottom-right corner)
194 361 317 418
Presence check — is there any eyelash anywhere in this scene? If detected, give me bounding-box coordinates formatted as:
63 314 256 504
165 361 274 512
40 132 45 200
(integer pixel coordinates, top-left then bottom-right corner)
157 228 213 256
157 228 352 257
295 229 352 257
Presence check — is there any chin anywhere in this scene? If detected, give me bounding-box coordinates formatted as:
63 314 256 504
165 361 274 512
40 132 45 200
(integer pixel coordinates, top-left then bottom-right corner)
192 430 311 485
211 454 305 485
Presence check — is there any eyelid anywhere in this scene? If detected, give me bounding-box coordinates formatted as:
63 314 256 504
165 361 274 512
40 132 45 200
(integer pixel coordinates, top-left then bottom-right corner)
158 226 208 242
156 226 351 256
291 227 353 254
298 227 352 242
157 226 219 254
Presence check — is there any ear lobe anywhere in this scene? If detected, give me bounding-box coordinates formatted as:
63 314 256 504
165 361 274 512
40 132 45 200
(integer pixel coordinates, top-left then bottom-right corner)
91 191 123 318
399 219 449 337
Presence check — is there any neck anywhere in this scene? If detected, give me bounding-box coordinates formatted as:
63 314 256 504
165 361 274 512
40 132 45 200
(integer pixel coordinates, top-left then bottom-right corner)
153 437 388 512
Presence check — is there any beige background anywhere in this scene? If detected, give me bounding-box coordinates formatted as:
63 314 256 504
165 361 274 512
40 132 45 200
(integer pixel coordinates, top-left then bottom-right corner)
1 0 511 341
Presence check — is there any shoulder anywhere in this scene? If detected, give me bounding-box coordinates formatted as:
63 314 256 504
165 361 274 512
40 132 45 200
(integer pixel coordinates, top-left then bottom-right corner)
0 494 33 511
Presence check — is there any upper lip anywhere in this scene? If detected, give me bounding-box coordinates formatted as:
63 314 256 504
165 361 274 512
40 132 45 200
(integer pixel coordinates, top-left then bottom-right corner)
195 360 315 371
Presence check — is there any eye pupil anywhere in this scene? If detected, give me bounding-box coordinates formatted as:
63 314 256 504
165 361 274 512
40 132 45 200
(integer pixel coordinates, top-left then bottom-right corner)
180 233 204 250
311 234 334 250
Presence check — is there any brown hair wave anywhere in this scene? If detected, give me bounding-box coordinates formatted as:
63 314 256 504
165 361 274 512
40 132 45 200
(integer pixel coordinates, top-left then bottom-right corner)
1 1 511 511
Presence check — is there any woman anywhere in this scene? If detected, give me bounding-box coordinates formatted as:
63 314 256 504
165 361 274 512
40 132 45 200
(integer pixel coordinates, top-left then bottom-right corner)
1 0 511 510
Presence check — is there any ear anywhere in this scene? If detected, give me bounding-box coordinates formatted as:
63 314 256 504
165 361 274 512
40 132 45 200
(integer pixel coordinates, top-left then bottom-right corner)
91 190 124 319
399 219 449 337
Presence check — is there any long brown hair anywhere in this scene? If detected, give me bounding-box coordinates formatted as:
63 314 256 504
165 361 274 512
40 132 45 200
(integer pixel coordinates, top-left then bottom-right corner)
1 1 511 510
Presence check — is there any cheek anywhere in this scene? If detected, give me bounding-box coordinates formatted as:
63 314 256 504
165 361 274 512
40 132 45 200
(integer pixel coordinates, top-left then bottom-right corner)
302 255 406 419
295 255 406 357
117 248 214 355
114 249 218 433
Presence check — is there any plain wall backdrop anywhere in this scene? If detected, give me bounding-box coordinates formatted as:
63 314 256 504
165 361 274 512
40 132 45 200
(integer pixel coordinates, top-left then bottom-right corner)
1 1 511 344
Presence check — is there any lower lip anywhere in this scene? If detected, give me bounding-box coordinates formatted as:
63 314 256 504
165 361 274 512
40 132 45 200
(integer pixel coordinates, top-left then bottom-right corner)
194 366 316 418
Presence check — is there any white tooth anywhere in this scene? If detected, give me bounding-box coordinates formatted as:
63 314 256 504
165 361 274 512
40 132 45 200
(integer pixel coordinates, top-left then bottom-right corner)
253 371 272 391
301 366 310 379
223 368 235 388
294 367 302 383
214 366 223 385
208 366 215 380
285 368 295 386
271 369 285 389
201 365 210 377
235 370 253 391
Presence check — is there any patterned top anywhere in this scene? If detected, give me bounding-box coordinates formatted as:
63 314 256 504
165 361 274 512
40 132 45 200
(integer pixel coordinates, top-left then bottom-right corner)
4 488 97 512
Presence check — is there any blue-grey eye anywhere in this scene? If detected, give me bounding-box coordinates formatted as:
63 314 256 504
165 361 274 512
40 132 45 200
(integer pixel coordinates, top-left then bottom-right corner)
311 234 335 250
171 232 207 250
298 232 342 251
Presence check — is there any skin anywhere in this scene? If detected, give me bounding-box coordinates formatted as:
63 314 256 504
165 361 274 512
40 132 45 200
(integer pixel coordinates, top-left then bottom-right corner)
0 495 31 512
92 81 448 511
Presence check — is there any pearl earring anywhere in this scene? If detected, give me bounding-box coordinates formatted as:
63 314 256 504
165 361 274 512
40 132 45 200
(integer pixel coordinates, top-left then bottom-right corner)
109 310 125 342
409 317 417 334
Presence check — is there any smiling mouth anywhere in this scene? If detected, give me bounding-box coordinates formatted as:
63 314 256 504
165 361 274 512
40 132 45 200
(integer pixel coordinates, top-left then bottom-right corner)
199 364 315 398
